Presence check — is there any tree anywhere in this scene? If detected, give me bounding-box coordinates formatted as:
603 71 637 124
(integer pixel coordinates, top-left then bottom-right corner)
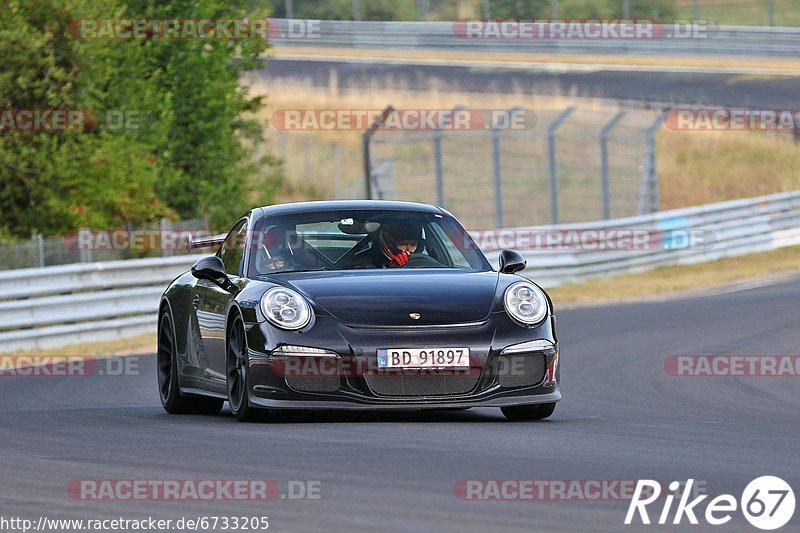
0 0 278 238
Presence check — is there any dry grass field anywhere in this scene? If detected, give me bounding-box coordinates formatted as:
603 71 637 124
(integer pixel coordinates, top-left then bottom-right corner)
248 78 800 215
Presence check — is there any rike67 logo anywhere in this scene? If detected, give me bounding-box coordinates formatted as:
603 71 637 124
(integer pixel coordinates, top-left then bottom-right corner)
626 477 795 530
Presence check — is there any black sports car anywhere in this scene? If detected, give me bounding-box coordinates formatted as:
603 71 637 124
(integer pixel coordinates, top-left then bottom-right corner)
158 200 560 421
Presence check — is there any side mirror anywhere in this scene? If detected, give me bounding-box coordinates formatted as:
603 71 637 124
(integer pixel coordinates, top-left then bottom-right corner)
499 250 526 274
191 256 235 291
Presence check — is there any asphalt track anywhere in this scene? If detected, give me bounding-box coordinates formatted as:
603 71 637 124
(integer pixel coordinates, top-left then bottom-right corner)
1 278 798 532
258 57 800 108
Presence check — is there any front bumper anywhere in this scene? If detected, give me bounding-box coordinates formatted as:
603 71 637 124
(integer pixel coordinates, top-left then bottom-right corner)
244 313 561 410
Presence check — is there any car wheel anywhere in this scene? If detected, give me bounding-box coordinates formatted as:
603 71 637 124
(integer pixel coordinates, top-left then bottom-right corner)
227 314 269 422
157 312 224 415
501 402 556 421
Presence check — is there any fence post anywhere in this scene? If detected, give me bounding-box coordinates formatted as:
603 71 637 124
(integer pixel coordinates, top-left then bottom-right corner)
622 0 629 19
482 0 490 18
276 130 287 161
79 227 93 263
332 142 341 199
551 0 559 19
284 0 293 19
430 106 467 208
362 105 394 200
693 0 700 19
362 133 371 199
32 233 45 268
768 0 775 26
353 0 361 21
433 130 444 206
547 107 575 224
304 136 312 182
491 127 504 228
159 217 170 257
417 0 428 21
600 111 626 220
644 113 666 214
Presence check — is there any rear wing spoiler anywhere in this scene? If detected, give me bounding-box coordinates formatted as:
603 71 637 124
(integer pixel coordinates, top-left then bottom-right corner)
187 233 226 250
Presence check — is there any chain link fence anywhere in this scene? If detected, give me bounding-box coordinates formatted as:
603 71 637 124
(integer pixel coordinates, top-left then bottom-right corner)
0 217 209 272
364 106 663 230
270 129 365 199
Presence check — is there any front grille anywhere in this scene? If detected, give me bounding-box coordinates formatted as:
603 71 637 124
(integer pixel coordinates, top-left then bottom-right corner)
283 356 341 393
497 354 547 388
363 368 481 397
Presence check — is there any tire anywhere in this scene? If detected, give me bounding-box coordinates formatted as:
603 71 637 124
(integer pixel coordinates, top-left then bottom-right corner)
157 312 224 415
501 402 556 421
227 313 269 422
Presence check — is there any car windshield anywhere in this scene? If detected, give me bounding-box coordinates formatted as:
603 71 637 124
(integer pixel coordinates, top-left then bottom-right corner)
247 209 491 277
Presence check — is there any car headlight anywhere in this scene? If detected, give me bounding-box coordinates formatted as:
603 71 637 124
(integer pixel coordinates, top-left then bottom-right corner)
504 281 548 325
261 287 313 330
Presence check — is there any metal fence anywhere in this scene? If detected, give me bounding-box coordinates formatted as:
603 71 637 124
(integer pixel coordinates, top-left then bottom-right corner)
0 217 209 272
3 188 799 352
273 1 800 27
364 106 664 230
270 130 364 199
269 19 800 58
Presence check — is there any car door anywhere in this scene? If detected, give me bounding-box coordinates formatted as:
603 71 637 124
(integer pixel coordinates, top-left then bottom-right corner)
195 217 248 389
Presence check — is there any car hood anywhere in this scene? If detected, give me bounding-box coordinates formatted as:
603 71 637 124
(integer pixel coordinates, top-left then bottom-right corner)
279 269 499 327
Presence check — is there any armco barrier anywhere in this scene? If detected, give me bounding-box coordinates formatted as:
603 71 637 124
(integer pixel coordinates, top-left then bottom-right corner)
0 255 200 352
2 190 800 352
269 20 800 59
484 190 800 286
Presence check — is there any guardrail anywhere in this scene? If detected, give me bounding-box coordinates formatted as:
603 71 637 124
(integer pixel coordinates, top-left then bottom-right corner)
270 20 800 58
2 189 800 352
0 256 200 352
482 189 800 286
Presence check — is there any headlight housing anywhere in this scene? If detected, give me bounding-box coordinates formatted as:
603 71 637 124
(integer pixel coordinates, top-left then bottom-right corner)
504 281 548 325
261 287 312 330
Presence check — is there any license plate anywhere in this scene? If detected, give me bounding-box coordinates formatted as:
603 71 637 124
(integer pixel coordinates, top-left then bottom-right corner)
377 348 470 369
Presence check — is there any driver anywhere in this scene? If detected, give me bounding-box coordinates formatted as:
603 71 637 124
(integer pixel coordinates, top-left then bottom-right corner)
255 226 294 273
378 222 422 268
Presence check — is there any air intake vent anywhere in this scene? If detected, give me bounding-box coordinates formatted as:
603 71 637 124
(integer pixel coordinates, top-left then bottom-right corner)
497 354 546 388
363 368 481 397
283 356 341 393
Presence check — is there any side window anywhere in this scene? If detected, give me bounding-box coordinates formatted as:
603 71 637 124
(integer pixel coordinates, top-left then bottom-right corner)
219 219 248 277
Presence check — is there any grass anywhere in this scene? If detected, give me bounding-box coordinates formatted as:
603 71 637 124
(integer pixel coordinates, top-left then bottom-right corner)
249 78 800 220
548 243 800 306
675 0 800 27
0 333 155 359
658 129 800 210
